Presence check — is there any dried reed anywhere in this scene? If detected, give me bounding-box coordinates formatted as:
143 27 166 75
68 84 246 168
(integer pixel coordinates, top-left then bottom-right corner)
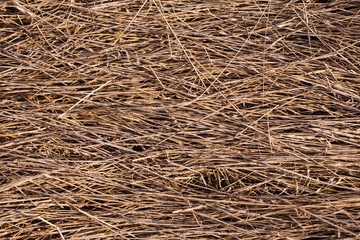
1 0 360 239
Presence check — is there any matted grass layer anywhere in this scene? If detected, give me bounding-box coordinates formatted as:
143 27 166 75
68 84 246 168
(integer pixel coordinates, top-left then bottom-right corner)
1 0 360 239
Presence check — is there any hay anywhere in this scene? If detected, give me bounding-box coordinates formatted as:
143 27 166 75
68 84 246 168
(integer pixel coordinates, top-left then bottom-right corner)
1 0 360 239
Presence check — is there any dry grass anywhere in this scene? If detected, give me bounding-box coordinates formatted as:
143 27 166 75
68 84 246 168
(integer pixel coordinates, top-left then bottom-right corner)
1 0 360 239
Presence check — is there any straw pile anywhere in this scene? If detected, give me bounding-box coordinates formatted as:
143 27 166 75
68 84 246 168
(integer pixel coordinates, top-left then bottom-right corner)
1 0 360 239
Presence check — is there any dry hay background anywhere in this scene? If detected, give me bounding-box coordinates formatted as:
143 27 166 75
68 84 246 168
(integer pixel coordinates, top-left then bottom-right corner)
1 0 360 239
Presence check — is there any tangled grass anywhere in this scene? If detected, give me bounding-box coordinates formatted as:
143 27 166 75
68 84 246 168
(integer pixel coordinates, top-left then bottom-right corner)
1 0 360 239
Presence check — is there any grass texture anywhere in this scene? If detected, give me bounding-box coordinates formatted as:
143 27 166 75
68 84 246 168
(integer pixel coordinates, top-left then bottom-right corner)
1 0 360 239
